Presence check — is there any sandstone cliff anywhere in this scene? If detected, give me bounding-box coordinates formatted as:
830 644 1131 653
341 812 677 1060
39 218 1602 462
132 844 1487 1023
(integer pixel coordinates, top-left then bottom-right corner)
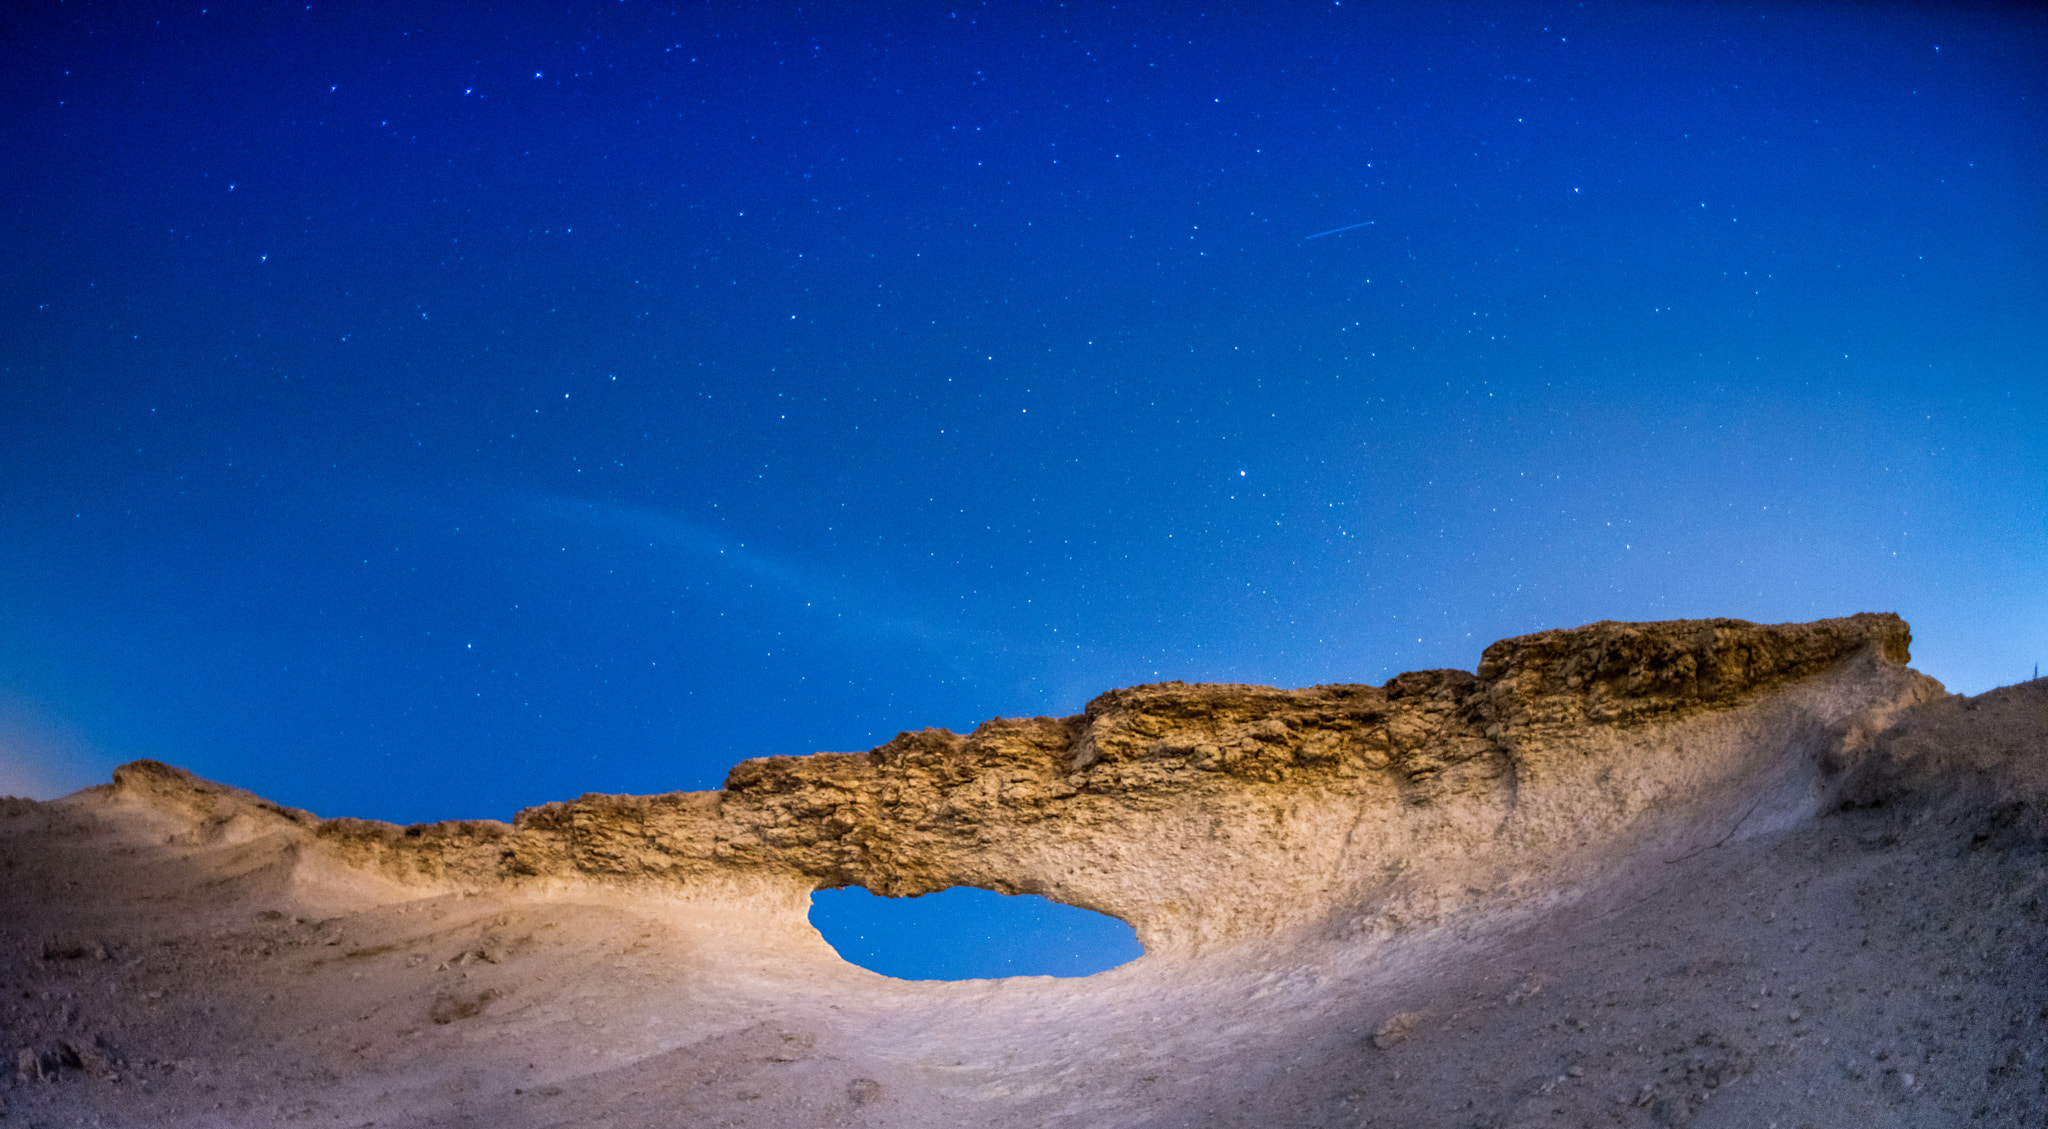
10 612 2043 1129
107 612 1936 951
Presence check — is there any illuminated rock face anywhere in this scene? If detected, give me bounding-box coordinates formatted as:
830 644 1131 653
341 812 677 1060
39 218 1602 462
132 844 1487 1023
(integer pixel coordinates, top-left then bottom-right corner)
241 612 1929 950
15 613 2045 1129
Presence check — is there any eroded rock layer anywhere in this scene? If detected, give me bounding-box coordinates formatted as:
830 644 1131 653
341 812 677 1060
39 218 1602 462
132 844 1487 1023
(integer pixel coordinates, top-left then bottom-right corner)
111 612 1933 950
12 613 2044 1129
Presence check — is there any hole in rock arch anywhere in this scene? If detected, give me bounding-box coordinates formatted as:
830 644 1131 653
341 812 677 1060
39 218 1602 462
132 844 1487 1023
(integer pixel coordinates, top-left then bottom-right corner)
808 885 1144 981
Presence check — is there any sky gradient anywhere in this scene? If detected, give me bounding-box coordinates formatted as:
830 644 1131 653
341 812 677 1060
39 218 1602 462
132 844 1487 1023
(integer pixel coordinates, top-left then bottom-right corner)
3 0 2043 851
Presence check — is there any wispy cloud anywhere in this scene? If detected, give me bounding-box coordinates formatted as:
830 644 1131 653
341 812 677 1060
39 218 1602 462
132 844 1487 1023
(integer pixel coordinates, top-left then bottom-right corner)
534 496 998 674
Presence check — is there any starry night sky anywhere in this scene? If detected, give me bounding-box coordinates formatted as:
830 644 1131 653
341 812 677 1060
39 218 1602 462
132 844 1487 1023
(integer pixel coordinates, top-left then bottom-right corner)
3 2 2044 835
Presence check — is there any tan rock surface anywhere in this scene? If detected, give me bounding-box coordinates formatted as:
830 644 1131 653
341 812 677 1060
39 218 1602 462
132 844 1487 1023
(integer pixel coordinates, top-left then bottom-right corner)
3 612 2044 1127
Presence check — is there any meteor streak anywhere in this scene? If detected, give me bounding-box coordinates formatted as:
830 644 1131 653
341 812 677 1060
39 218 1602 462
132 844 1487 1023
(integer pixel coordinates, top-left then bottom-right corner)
1303 220 1375 240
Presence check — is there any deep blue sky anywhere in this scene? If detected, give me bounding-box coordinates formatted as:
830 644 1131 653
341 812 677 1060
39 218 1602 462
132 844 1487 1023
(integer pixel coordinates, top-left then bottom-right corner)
809 885 1142 979
3 2 2044 825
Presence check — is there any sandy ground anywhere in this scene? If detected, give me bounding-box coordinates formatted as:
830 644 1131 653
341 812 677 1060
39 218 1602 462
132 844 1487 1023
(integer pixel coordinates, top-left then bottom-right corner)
2 679 2042 1128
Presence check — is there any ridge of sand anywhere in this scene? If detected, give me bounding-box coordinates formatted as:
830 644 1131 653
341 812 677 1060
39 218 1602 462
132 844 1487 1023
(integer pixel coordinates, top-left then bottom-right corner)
3 612 2044 1127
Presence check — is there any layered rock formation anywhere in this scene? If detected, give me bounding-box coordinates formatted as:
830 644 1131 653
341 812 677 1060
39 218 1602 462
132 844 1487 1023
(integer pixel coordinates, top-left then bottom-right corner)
132 612 1931 948
5 612 2045 1128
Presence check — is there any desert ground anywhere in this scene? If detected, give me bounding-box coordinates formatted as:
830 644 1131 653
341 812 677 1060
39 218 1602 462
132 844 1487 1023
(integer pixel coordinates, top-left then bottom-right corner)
3 613 2043 1127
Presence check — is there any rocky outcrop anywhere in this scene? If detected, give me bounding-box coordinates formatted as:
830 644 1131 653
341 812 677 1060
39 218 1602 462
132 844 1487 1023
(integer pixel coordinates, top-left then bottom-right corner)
104 613 1939 952
24 613 2048 1129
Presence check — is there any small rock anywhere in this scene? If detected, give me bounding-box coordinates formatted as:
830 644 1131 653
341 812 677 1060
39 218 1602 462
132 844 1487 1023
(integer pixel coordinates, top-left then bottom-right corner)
1372 1011 1421 1048
847 1077 883 1105
40 937 105 961
428 988 504 1025
14 1047 44 1084
60 1037 121 1081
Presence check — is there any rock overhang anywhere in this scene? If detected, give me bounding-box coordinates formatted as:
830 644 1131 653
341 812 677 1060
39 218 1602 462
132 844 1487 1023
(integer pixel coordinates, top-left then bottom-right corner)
103 613 1936 955
20 611 2048 1129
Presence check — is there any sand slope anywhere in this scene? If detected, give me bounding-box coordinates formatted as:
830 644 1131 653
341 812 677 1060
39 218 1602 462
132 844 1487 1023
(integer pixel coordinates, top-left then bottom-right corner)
2 614 2043 1127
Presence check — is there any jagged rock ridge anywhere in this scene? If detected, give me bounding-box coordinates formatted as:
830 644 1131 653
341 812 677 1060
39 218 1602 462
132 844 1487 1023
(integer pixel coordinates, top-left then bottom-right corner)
10 612 2045 1129
116 612 1929 951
